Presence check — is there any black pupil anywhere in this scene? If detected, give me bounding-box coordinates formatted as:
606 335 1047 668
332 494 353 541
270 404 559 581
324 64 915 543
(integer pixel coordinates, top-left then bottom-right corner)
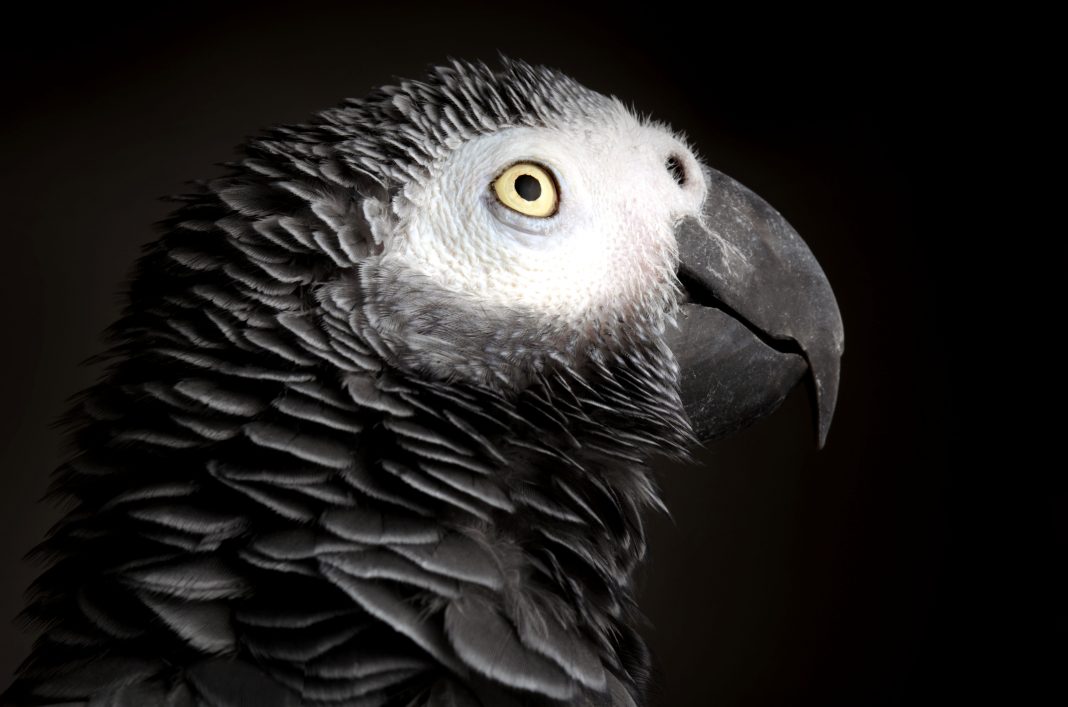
514 174 541 201
666 155 686 186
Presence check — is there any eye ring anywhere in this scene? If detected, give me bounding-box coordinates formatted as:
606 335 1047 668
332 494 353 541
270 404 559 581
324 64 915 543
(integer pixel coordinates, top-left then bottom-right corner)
492 162 559 218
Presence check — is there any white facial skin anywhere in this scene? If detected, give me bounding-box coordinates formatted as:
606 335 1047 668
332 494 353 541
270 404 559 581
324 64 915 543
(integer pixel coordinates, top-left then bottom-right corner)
380 102 708 329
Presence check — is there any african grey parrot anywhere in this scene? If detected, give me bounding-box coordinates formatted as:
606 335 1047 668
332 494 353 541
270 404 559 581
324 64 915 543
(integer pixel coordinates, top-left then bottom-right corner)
3 59 843 706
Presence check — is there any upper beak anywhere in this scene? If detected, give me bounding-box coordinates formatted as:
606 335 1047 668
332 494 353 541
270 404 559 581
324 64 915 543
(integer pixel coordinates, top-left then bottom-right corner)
665 167 845 447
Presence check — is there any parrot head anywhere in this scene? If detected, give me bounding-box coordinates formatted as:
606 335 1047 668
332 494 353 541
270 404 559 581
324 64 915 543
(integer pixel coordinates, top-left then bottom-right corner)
322 59 843 448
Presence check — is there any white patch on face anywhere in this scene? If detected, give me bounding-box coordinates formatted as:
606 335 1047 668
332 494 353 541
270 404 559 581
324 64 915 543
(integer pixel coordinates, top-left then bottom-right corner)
380 103 708 326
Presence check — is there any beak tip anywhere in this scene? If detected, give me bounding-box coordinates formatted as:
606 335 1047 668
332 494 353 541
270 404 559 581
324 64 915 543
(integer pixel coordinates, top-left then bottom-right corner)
817 415 833 450
812 349 842 450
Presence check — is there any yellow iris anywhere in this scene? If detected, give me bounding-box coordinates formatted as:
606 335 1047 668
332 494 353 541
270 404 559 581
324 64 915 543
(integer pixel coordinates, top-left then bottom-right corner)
493 162 558 218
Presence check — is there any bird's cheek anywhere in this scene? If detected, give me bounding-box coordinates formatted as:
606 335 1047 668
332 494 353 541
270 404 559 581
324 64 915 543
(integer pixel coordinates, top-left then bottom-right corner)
616 217 679 293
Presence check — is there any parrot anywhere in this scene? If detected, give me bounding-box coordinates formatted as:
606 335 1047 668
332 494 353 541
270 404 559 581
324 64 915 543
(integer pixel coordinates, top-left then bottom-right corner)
2 58 843 706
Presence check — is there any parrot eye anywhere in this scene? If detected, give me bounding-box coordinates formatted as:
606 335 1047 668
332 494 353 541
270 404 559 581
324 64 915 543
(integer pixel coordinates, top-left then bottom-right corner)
493 162 559 218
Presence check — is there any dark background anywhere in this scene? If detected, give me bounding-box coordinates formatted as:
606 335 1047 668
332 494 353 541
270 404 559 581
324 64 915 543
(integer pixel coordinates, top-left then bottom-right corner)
0 4 1055 705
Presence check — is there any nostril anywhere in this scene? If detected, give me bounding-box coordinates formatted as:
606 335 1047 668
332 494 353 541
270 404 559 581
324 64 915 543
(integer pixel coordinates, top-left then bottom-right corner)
666 155 687 186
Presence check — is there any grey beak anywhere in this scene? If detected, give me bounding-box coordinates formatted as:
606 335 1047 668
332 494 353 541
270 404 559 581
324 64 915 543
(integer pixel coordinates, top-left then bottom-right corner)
665 167 845 447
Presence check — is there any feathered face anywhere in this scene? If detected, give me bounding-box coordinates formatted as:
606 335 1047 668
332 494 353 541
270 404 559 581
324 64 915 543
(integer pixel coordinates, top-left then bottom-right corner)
383 106 702 330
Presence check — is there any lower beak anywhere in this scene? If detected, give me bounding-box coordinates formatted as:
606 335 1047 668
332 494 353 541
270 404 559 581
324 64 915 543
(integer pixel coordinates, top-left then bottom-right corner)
665 167 844 447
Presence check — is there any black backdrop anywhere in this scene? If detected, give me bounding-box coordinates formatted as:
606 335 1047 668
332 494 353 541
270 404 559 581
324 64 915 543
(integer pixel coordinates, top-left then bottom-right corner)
0 4 1053 705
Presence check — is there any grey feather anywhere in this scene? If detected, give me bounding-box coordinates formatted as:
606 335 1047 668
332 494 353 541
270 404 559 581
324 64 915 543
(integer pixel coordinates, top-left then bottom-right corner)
320 568 464 674
513 600 607 690
390 534 502 590
275 312 330 349
100 482 199 510
121 558 248 601
243 422 354 469
418 461 514 513
344 375 415 416
140 594 236 654
444 594 576 700
209 460 332 487
381 459 494 522
396 440 497 477
210 469 319 522
127 505 247 538
170 413 244 441
244 528 349 561
321 507 442 545
113 428 201 449
285 379 356 410
235 607 357 630
381 420 475 458
174 379 267 417
286 479 354 506
272 395 364 434
320 549 462 599
241 618 364 663
306 650 430 681
339 463 436 517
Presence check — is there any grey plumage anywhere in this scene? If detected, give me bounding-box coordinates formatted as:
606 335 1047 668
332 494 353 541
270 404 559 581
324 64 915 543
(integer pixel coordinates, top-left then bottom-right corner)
5 59 695 705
